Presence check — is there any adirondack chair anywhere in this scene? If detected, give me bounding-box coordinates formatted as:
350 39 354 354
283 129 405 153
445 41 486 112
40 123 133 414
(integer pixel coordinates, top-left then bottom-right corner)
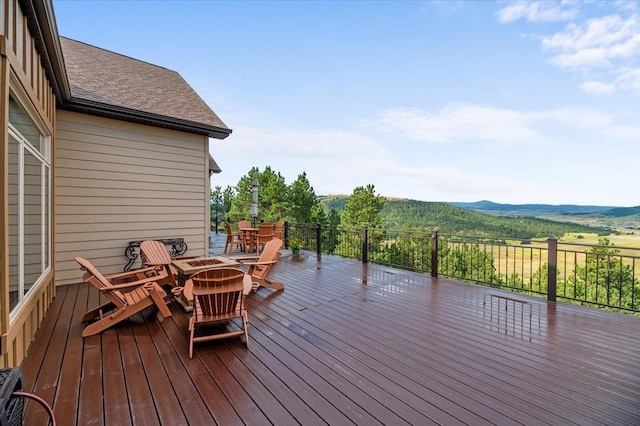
75 257 172 337
224 221 244 255
140 240 198 287
231 237 284 292
187 267 249 357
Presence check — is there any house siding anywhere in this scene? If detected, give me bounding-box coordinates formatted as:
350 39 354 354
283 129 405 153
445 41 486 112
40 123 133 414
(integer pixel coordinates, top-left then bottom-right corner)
1 0 57 368
54 110 210 285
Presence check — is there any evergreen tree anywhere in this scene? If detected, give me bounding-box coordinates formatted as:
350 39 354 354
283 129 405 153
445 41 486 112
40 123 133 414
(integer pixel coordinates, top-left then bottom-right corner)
286 172 324 223
210 185 223 219
228 166 287 221
341 184 385 228
567 238 640 310
327 208 341 227
222 185 235 216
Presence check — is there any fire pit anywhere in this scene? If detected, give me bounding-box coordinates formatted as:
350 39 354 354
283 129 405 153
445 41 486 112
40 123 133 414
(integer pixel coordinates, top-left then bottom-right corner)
171 256 240 276
186 258 223 268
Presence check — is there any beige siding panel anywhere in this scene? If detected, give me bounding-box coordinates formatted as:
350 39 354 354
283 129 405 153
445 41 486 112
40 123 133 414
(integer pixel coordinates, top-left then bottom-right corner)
56 126 203 159
56 166 201 186
55 111 209 285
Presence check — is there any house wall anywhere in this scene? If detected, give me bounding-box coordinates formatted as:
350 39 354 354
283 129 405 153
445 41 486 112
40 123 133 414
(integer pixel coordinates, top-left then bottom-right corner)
0 0 57 368
54 110 210 285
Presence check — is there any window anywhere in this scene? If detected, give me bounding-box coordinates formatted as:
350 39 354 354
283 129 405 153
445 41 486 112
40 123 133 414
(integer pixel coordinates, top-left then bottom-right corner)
8 94 51 315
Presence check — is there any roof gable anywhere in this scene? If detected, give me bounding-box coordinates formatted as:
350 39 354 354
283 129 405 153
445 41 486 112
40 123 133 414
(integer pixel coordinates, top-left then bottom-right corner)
59 37 231 138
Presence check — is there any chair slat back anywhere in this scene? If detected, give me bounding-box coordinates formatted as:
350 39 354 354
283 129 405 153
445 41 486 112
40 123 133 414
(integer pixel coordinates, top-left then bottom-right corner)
224 221 234 234
251 238 282 279
75 257 127 306
238 220 251 229
259 238 282 263
191 268 245 317
273 220 283 239
140 240 172 266
257 222 273 237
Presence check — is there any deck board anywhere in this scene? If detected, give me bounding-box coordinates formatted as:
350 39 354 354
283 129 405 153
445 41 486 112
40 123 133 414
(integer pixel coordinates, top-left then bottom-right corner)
18 237 640 425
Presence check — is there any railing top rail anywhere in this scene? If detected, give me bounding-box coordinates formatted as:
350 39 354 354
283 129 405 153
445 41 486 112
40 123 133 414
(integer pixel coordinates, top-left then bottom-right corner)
557 240 640 252
437 233 538 242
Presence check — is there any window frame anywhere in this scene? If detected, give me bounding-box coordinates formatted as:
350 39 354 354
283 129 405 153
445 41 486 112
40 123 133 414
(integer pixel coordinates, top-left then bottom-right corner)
7 89 52 320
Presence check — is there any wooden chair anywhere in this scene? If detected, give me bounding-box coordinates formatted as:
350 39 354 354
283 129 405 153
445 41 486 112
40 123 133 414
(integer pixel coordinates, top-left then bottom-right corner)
75 257 172 337
232 237 284 292
238 219 254 251
255 222 274 254
140 240 197 287
273 220 284 240
224 221 244 255
187 267 249 357
238 220 251 229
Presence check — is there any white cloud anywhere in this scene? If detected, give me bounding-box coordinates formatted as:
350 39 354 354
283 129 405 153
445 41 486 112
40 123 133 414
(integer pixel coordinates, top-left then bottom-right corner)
534 106 640 139
377 104 542 145
498 1 640 95
221 126 388 159
496 1 578 23
542 14 640 69
386 164 532 197
374 103 639 149
616 66 640 92
580 80 617 94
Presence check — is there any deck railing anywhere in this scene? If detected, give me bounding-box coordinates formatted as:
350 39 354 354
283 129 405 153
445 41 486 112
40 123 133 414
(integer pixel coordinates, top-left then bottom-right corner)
285 223 640 314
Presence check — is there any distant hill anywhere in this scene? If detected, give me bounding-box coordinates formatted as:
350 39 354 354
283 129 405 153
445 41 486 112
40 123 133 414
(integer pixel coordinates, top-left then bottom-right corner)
449 200 616 216
559 205 640 230
320 196 609 239
587 206 640 218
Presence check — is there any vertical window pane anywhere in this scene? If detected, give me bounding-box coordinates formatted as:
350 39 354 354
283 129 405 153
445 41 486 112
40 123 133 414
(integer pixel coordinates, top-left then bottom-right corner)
45 166 50 269
9 96 41 152
24 148 42 295
8 135 20 311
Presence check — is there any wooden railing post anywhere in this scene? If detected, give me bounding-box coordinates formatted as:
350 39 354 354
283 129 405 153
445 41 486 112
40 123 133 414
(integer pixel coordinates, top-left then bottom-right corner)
431 230 438 278
316 223 322 261
362 226 368 264
547 238 557 302
284 221 290 249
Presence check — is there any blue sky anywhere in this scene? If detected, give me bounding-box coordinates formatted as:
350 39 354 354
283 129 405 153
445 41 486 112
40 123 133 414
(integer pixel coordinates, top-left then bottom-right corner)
53 0 639 206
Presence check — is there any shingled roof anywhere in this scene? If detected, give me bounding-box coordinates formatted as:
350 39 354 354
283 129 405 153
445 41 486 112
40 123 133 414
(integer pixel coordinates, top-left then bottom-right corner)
59 37 231 139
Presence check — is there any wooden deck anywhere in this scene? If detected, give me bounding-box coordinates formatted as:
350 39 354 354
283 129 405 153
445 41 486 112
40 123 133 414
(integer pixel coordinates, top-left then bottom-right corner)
19 237 640 425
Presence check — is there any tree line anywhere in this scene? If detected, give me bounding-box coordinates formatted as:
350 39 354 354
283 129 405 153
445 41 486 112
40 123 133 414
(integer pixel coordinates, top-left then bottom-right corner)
212 166 609 238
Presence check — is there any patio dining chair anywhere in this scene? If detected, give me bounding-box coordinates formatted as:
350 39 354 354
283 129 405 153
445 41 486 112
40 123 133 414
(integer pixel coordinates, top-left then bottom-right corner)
186 267 250 357
75 257 172 337
224 221 244 255
255 222 274 254
238 219 255 252
273 220 284 240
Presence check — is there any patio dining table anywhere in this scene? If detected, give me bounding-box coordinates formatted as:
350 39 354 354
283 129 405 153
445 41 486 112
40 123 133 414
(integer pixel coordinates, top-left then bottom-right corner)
239 227 258 252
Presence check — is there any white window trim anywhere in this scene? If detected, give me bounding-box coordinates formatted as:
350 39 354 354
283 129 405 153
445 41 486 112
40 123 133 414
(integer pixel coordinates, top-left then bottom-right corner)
8 121 52 321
